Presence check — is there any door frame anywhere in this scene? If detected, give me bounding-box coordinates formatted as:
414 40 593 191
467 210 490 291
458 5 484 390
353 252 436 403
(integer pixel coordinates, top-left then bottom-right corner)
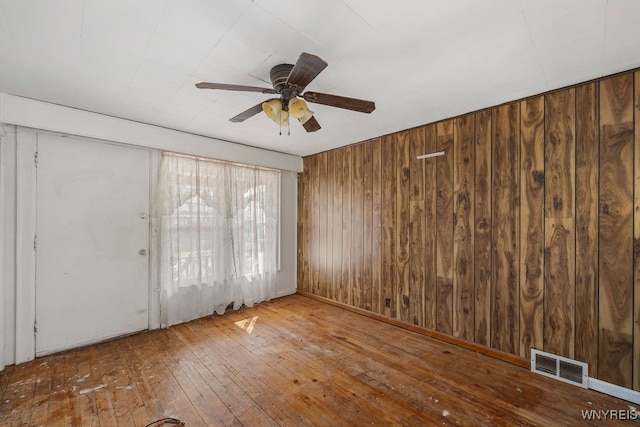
14 128 159 363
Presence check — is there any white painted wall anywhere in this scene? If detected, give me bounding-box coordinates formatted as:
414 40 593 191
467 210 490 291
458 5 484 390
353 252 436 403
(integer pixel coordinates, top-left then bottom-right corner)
0 124 17 371
0 94 302 172
14 128 37 365
0 125 18 370
0 125 4 371
279 169 298 298
0 94 300 369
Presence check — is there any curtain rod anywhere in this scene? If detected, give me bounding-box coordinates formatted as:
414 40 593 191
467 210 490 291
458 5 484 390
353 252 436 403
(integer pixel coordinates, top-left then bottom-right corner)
162 151 282 173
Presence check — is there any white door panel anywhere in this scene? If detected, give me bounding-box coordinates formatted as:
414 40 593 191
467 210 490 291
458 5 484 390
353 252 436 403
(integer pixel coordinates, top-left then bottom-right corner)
35 134 149 355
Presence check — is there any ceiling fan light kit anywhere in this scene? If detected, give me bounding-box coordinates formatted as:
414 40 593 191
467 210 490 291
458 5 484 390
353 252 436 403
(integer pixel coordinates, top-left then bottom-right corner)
297 109 315 126
196 52 375 133
262 99 289 125
288 98 314 124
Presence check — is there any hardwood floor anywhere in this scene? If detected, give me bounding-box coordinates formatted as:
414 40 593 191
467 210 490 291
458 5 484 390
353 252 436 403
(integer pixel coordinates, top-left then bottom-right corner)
0 295 636 426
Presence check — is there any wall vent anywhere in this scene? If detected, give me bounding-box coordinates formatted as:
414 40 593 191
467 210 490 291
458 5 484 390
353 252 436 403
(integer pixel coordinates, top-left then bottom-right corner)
530 349 588 388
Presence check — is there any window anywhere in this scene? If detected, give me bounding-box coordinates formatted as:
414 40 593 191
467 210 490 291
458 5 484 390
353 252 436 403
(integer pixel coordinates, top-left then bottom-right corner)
156 153 280 325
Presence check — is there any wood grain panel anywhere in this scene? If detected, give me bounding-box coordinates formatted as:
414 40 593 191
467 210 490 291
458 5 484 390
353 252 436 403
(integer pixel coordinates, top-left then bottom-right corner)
436 120 454 334
372 138 383 315
453 114 475 340
341 146 352 305
362 143 373 311
409 127 425 326
396 131 411 322
296 166 303 290
310 155 320 296
519 96 545 359
575 82 599 376
544 89 576 359
298 159 309 291
545 89 576 219
635 71 640 392
318 152 329 298
423 125 438 330
474 110 492 346
491 103 520 354
331 150 343 301
298 68 640 390
351 144 364 308
544 218 575 358
382 135 397 318
599 74 634 388
326 151 334 300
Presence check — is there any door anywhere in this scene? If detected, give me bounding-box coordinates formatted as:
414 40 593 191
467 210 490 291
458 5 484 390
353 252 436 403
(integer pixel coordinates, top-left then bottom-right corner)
35 133 150 356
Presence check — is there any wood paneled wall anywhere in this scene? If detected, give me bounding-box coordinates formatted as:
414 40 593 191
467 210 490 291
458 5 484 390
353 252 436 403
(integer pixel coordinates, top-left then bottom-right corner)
297 69 640 390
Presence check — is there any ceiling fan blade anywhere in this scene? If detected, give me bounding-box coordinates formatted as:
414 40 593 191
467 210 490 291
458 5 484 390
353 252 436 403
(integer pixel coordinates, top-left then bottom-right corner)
286 52 328 92
301 116 321 132
196 82 277 94
229 100 271 123
303 91 375 113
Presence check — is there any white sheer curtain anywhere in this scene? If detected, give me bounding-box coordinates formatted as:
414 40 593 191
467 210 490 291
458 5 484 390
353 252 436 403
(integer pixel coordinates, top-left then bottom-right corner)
156 153 280 327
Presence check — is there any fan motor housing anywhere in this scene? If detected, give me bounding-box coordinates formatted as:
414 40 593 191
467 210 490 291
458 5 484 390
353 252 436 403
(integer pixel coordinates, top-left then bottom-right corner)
270 64 294 93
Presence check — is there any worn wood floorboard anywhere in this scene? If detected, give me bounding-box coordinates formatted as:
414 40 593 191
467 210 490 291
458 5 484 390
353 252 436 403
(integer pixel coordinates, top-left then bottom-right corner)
0 295 636 426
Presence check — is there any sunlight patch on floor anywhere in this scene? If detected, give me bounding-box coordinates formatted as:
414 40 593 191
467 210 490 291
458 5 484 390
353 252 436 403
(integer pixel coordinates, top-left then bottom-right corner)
234 316 259 333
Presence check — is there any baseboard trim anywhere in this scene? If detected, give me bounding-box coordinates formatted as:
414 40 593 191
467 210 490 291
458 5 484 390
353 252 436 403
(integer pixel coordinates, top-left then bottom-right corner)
588 378 640 405
276 289 297 298
296 290 529 369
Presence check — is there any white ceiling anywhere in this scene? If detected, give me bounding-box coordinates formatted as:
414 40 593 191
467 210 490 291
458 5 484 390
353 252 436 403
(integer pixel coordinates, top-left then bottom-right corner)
1 0 640 157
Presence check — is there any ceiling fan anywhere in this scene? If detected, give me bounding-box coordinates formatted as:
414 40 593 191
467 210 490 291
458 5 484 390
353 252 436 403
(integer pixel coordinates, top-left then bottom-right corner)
195 52 375 133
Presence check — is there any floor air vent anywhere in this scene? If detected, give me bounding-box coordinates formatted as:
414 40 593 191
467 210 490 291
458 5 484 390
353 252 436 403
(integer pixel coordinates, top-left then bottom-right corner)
530 349 588 388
